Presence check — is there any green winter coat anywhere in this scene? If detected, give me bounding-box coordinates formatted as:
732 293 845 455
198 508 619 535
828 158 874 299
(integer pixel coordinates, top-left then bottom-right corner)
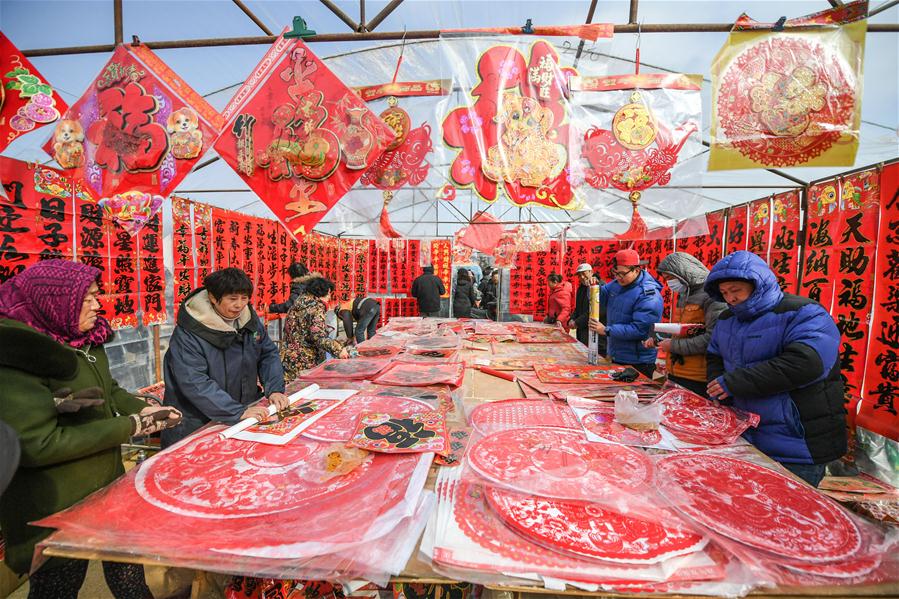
0 318 147 574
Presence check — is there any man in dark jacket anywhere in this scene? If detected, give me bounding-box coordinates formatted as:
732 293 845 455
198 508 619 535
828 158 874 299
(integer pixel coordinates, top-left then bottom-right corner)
162 268 288 447
590 250 663 378
268 262 309 313
411 265 446 317
705 251 846 487
452 268 478 318
568 263 605 352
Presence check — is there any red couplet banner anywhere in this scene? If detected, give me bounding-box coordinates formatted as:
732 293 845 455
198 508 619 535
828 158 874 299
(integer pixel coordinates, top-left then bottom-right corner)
857 163 899 441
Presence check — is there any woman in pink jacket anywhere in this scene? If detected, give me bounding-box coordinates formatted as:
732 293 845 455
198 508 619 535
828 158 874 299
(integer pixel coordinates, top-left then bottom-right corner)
543 273 573 325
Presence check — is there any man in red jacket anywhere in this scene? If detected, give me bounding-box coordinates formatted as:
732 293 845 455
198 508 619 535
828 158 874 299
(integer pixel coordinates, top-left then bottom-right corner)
543 273 572 325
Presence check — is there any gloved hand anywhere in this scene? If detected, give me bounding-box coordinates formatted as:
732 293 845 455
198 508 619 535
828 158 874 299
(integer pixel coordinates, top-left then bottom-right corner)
52 387 105 413
130 406 183 436
610 367 640 383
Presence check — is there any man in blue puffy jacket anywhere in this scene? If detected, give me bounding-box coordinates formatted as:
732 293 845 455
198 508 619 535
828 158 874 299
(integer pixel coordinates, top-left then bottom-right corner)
705 251 846 487
589 249 663 379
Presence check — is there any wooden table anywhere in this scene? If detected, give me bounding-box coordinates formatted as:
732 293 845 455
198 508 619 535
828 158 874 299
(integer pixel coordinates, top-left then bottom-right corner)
43 341 899 598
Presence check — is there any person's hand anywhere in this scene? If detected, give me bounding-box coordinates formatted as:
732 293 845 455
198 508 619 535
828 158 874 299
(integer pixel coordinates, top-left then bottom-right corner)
566 320 575 331
241 405 271 423
130 407 182 436
707 377 730 400
658 338 672 352
588 318 606 335
338 348 350 359
52 387 105 413
268 392 290 411
642 338 656 349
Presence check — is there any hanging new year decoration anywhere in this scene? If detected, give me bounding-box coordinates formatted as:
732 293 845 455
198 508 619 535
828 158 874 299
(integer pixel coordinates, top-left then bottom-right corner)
709 1 867 169
45 44 223 235
569 73 702 239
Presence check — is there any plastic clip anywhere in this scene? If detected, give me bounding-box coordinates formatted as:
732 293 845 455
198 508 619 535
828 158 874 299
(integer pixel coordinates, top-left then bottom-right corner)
521 18 534 34
772 16 787 32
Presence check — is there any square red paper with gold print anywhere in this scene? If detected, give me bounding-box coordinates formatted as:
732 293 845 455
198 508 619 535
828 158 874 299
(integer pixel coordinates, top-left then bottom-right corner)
349 411 449 455
43 45 223 235
215 36 395 239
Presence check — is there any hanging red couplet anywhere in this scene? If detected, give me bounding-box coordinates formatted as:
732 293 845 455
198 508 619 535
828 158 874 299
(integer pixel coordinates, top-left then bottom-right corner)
768 192 801 293
746 197 772 261
831 169 881 409
138 212 166 325
430 239 452 298
802 181 841 307
215 36 394 239
676 210 725 270
857 162 899 441
724 205 749 255
0 158 76 283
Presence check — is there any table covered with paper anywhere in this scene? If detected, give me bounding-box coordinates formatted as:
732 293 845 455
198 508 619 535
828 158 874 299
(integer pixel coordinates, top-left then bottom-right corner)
36 318 899 596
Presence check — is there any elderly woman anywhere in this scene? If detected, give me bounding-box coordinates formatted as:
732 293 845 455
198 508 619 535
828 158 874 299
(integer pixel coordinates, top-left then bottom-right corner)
0 259 180 599
281 276 348 380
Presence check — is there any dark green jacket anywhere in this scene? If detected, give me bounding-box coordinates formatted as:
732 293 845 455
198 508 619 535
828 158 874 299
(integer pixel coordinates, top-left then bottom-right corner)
0 318 147 574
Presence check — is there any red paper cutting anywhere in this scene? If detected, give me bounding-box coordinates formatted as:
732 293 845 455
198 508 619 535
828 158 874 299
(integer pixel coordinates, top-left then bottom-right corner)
373 362 465 388
468 399 581 435
302 394 433 442
581 406 663 446
534 363 640 384
468 427 653 500
299 358 390 381
659 388 759 446
485 486 706 564
656 454 862 562
215 36 394 239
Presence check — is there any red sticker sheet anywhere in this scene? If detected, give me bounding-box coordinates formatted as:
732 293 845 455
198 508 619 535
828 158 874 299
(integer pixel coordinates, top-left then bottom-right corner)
534 363 640 384
656 454 862 562
232 398 344 445
302 394 433 442
349 411 449 455
215 37 393 239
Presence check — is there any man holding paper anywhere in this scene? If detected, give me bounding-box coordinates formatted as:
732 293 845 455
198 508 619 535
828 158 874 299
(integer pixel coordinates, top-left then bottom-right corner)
162 268 288 448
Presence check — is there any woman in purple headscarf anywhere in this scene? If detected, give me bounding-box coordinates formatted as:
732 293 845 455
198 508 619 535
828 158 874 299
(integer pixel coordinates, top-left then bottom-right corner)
0 259 180 599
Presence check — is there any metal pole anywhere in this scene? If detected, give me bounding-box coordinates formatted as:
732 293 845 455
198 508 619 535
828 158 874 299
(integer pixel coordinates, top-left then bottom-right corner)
232 0 274 36
152 325 162 383
628 0 639 24
113 0 123 45
360 0 366 32
22 23 899 56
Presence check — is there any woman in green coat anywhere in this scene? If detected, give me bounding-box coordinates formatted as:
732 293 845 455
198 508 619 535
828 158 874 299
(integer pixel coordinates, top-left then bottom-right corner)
0 259 180 599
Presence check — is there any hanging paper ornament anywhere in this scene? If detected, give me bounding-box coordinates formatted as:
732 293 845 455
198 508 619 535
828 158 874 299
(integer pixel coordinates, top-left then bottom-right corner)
1 32 68 152
573 75 700 240
709 2 867 169
359 91 439 239
442 41 578 210
43 44 223 234
215 35 394 239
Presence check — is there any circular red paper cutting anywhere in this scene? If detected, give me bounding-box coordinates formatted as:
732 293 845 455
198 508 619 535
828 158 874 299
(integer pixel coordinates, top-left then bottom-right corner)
581 410 663 446
660 390 741 445
468 427 653 500
656 454 861 563
485 486 706 564
717 37 855 167
301 394 433 442
468 399 581 435
136 427 404 519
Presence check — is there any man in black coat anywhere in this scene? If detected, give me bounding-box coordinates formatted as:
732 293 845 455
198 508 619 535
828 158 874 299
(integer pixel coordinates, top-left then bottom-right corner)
568 263 605 352
411 265 446 317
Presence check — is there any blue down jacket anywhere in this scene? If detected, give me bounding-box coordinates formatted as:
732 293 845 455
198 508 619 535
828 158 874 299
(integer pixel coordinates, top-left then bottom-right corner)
600 270 664 365
706 251 846 465
162 288 285 447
